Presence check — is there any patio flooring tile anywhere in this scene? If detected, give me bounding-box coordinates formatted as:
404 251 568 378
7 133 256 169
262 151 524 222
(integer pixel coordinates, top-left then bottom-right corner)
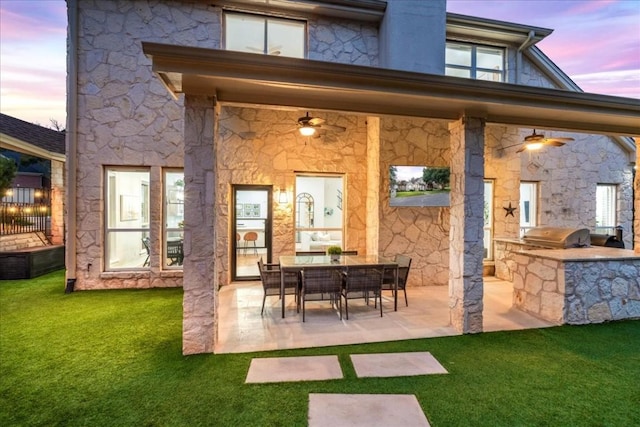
216 277 555 354
308 393 430 427
350 351 448 378
245 355 343 383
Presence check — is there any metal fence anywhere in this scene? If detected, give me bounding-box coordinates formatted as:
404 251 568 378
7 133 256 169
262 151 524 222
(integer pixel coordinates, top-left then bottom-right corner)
0 187 51 237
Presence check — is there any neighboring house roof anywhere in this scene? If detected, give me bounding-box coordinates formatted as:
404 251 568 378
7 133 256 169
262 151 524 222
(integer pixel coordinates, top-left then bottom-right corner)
0 113 66 162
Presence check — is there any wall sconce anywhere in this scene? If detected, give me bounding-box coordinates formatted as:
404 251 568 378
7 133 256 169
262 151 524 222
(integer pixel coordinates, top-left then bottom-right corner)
278 189 288 204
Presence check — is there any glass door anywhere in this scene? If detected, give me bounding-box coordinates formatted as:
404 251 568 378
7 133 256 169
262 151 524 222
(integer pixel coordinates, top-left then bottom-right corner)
232 185 272 281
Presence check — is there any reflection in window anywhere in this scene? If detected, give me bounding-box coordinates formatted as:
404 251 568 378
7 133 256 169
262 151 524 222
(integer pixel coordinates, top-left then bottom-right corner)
596 184 617 234
446 42 504 82
105 168 150 270
295 175 344 253
165 171 184 268
225 12 306 58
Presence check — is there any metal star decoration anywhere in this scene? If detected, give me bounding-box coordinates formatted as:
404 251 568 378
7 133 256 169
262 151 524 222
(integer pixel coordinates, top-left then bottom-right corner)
503 202 517 217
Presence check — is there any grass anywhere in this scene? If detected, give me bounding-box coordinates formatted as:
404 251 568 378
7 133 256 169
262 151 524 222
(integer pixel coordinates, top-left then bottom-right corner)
1 270 639 426
394 190 449 198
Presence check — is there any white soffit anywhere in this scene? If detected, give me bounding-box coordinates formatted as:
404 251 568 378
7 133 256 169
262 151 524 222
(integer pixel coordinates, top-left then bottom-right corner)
143 43 640 138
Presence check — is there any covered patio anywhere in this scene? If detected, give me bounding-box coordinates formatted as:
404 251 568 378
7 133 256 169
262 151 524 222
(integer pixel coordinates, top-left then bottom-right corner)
141 43 640 355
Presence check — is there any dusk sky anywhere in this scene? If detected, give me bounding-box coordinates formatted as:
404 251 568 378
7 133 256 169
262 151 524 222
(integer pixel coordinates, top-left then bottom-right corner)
0 0 639 127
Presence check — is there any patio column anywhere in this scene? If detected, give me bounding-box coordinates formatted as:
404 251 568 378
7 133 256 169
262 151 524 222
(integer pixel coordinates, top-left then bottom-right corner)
448 116 485 333
182 95 218 355
49 159 65 245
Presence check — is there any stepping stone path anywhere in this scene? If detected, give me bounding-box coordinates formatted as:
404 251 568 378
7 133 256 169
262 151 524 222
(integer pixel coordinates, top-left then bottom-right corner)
245 355 342 383
246 351 448 425
351 351 448 377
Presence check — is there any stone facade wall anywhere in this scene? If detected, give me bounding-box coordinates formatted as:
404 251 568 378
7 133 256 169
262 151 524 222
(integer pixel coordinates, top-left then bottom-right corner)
73 0 221 289
511 251 640 324
308 17 378 65
520 133 634 248
215 106 369 286
378 117 451 286
564 260 640 324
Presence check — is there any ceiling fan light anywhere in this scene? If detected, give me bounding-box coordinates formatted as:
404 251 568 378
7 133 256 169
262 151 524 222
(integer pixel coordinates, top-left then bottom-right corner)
299 126 316 136
525 142 544 151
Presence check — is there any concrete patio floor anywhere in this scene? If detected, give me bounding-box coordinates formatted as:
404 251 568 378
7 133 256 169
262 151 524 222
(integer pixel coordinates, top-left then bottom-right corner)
215 276 556 354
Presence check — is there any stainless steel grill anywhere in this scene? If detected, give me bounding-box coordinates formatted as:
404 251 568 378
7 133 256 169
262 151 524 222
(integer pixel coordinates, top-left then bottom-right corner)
522 227 591 249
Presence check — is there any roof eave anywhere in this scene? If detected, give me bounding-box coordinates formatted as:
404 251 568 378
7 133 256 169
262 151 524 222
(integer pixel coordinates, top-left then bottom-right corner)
142 42 640 141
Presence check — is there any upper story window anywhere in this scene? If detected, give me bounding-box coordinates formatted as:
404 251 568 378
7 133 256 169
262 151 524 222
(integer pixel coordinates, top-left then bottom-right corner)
224 12 306 58
446 42 504 82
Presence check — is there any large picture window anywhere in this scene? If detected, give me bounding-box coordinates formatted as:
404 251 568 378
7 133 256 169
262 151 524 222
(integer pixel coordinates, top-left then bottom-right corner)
105 168 150 270
164 171 184 268
225 12 306 58
295 175 344 253
446 42 504 82
596 184 617 234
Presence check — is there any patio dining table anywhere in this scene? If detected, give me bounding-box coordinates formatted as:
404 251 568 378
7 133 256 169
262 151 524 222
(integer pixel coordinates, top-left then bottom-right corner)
278 254 399 318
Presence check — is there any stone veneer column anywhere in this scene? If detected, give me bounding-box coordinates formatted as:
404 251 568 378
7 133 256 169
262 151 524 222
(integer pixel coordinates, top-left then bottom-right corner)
448 116 485 333
49 159 65 245
366 116 380 256
182 95 217 355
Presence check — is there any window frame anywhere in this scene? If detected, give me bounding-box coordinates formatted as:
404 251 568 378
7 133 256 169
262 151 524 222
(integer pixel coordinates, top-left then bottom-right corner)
104 167 151 271
519 181 538 236
294 173 345 252
223 11 307 59
595 184 617 234
163 169 185 269
483 179 494 261
445 41 505 82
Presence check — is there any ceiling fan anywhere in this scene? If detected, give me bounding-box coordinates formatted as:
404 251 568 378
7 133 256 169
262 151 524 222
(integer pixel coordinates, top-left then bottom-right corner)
297 112 346 137
516 129 574 153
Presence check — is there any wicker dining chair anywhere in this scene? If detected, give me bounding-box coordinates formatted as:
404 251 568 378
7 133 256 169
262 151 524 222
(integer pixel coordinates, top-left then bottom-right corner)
341 264 384 319
257 257 299 315
300 265 344 322
382 254 412 306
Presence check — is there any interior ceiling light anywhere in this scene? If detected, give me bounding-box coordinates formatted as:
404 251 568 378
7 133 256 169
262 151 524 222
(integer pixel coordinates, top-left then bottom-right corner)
524 142 544 151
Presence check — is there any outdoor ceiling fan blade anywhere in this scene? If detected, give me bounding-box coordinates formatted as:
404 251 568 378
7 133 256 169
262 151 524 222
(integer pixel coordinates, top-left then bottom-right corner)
308 117 325 126
516 145 526 153
319 123 346 132
548 137 574 142
547 140 566 147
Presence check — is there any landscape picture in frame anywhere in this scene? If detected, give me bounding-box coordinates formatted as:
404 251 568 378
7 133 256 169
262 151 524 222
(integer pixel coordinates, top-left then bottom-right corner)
389 165 451 207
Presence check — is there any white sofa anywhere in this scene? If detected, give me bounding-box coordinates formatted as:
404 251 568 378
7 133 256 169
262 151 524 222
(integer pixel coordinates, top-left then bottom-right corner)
299 231 342 252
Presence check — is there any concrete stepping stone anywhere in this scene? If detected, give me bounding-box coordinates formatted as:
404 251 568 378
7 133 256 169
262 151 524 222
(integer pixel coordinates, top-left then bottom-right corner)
350 351 448 378
245 355 342 383
309 393 430 427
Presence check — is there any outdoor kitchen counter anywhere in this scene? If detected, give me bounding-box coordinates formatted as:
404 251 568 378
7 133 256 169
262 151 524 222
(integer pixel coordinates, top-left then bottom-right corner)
493 238 640 326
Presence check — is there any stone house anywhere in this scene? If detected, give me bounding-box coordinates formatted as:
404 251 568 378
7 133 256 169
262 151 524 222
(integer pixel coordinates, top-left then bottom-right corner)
65 0 639 354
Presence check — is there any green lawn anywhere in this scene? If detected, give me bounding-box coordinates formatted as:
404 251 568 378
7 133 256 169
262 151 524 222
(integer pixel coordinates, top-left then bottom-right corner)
1 270 639 426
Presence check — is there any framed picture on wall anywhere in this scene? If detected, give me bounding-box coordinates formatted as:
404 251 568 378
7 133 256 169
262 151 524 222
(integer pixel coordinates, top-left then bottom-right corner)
120 195 139 221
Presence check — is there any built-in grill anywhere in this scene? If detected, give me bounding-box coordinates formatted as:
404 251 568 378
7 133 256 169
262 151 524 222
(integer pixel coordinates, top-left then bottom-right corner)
522 227 591 249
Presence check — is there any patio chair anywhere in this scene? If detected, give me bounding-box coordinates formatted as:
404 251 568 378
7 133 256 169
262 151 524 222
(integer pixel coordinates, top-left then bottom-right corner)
295 251 326 256
341 250 358 255
167 240 183 266
300 265 344 322
341 264 384 319
257 257 299 315
382 254 412 306
142 237 150 267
